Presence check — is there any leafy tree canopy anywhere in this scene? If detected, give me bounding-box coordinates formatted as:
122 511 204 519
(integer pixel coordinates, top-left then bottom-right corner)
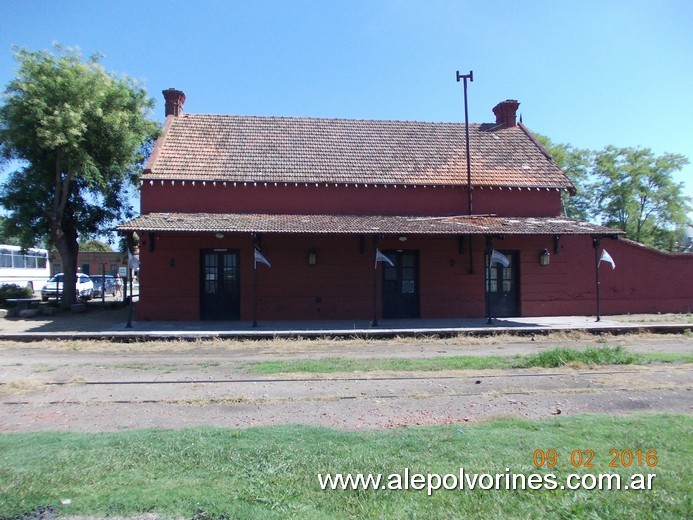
0 217 21 246
0 44 159 305
535 135 593 221
79 239 114 252
536 135 691 252
593 146 690 250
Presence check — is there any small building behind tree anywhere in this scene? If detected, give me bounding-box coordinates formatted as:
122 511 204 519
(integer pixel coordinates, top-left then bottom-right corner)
50 251 127 278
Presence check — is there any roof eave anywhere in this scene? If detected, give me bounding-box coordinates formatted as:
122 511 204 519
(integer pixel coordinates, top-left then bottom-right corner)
143 115 176 175
518 122 576 194
117 212 624 237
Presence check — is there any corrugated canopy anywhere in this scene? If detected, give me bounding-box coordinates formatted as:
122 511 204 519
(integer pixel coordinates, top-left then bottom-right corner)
144 114 574 191
118 213 622 236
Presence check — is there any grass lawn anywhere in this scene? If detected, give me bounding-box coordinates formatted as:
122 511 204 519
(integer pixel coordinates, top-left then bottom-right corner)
0 414 690 519
247 346 693 374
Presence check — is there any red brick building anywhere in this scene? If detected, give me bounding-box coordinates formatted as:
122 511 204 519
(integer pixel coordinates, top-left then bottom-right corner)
118 89 693 322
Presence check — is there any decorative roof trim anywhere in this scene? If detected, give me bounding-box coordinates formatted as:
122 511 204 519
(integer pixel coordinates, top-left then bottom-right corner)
140 179 571 191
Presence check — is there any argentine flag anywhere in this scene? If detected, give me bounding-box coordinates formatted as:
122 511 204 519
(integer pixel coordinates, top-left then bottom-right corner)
375 248 395 268
128 250 140 270
598 249 615 269
254 248 271 268
490 249 510 268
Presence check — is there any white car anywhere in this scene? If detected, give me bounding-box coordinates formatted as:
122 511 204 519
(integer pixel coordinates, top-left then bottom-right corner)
41 273 94 301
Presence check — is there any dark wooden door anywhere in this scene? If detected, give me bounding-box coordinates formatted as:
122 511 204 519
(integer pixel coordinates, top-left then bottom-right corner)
487 250 519 317
382 251 420 319
200 249 240 320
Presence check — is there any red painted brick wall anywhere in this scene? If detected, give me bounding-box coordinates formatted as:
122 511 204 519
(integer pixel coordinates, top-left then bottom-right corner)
600 238 693 314
136 232 693 321
140 183 562 217
515 235 693 317
137 233 490 321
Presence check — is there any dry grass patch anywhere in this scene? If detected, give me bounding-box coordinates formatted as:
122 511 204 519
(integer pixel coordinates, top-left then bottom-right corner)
0 378 47 397
608 313 693 324
0 330 689 357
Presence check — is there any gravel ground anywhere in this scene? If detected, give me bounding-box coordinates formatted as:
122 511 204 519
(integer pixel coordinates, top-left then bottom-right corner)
0 333 691 432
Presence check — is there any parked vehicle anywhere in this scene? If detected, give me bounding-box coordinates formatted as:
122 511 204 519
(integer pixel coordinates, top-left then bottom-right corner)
0 245 50 294
90 274 117 298
41 273 94 301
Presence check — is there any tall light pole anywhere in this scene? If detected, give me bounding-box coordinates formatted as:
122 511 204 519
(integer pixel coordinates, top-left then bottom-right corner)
593 237 602 322
456 70 473 216
457 70 474 274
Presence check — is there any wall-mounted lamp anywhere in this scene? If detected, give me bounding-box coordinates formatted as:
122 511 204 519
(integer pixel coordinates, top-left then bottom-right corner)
539 249 550 266
307 250 317 267
215 233 224 239
398 236 408 242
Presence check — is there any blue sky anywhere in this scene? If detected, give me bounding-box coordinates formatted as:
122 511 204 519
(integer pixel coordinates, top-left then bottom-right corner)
1 0 692 207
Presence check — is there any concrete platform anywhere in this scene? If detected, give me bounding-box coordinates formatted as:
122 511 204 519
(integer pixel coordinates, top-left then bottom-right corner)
1 309 691 342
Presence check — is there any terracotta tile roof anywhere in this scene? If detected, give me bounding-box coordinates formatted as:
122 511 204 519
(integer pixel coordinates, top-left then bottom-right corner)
144 114 574 190
118 212 621 236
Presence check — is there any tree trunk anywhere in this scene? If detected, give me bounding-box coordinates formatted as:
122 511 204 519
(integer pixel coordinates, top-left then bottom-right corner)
51 226 79 309
49 151 80 308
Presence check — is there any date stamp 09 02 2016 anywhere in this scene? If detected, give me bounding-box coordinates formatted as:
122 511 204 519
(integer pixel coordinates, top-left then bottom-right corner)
533 449 658 469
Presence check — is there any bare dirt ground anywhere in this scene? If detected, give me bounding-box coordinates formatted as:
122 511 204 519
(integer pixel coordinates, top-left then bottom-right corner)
0 332 691 432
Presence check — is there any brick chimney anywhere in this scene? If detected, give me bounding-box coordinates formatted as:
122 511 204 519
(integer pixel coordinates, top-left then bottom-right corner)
162 88 186 117
492 99 520 128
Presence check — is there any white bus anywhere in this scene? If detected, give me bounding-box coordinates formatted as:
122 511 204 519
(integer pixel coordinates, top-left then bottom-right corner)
0 245 51 294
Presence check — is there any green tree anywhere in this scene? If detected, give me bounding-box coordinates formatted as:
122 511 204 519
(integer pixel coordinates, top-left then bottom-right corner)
0 45 158 306
79 239 113 252
537 134 691 251
0 217 21 246
593 146 690 250
535 134 593 220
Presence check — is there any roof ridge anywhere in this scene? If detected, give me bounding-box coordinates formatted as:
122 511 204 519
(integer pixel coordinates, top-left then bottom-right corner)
176 112 482 127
